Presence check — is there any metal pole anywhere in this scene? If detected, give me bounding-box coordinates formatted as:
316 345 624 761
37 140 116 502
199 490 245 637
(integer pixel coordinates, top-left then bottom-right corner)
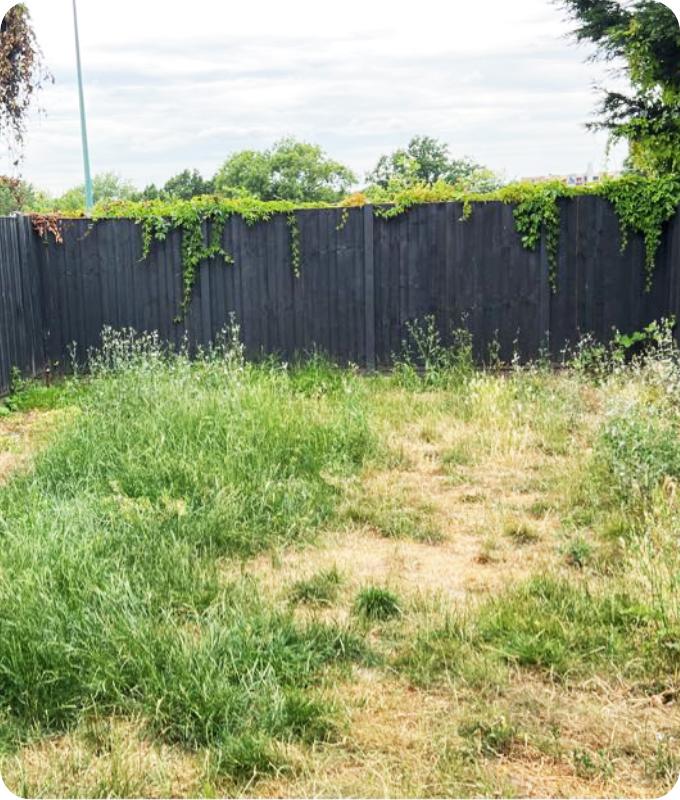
72 0 93 212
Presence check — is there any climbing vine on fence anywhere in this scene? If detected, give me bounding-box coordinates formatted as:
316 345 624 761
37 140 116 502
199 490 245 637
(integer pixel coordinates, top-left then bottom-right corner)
92 197 319 319
30 176 680 314
287 212 302 278
369 181 570 290
597 174 680 290
496 182 565 291
366 176 680 293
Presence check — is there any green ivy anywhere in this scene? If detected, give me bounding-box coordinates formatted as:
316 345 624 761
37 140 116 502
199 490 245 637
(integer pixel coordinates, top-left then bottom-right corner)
287 212 302 278
93 196 316 319
35 176 680 315
368 177 680 294
597 174 680 290
370 181 569 289
336 206 350 232
497 182 568 292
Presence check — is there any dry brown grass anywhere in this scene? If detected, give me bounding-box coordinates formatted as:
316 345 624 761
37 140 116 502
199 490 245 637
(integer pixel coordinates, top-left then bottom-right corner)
0 409 71 483
1 718 205 799
223 378 678 799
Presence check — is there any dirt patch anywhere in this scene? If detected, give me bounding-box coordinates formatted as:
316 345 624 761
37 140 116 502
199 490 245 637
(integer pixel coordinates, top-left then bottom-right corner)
235 528 479 602
233 429 568 604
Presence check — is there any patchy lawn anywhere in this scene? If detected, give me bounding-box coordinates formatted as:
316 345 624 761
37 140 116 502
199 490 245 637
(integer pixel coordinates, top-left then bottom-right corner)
0 328 678 798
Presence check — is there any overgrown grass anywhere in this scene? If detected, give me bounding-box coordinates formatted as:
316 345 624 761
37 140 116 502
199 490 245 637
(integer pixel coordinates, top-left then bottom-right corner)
2 319 680 797
0 329 373 777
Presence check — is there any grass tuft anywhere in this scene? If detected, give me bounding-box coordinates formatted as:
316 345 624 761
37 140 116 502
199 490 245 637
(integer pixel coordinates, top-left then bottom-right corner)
355 587 403 621
289 567 343 606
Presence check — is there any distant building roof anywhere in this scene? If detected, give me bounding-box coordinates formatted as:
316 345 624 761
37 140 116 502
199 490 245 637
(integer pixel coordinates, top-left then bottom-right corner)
520 171 622 186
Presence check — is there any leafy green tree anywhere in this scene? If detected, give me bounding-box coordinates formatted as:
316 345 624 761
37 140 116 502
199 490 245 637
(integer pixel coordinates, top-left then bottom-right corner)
133 183 162 201
214 138 356 202
366 136 497 190
163 168 214 199
560 0 680 175
53 172 137 212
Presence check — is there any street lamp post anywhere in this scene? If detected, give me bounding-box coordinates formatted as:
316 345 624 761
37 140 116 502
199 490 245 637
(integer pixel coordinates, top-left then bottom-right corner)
72 0 93 212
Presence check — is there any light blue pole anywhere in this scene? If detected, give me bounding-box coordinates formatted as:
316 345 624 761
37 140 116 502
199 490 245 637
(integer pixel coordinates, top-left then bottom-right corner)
72 0 93 212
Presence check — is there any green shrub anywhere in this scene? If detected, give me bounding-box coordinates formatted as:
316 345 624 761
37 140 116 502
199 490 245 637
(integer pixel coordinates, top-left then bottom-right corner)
595 410 680 504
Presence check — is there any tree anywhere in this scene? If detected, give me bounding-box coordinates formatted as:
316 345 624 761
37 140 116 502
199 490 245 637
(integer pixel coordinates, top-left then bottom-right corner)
214 138 356 202
133 183 162 202
53 172 137 212
163 168 214 200
0 4 51 156
0 174 37 212
366 136 496 190
560 0 680 175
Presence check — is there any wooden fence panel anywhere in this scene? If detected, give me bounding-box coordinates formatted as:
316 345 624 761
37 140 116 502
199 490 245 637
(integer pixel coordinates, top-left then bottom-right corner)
0 216 44 394
1 198 679 394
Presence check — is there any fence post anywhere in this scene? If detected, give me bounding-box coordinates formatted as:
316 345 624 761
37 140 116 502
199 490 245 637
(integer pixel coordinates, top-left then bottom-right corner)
363 204 376 370
539 221 551 359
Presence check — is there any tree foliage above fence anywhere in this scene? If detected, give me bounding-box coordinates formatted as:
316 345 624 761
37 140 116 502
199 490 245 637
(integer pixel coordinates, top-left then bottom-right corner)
29 176 680 317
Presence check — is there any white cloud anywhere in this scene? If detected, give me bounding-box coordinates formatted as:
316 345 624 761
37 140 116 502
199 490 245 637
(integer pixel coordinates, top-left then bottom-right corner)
3 0 677 192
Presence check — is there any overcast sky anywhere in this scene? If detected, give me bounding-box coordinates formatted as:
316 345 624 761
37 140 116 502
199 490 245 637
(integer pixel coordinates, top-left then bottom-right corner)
4 0 679 194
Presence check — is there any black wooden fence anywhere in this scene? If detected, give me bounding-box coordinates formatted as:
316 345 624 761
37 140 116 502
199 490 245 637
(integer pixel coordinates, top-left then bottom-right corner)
1 198 679 395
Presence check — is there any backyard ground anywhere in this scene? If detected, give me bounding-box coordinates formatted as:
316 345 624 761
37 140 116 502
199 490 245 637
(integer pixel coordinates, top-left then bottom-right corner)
0 326 678 799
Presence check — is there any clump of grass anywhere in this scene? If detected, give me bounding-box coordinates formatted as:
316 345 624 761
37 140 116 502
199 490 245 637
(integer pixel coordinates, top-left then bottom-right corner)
646 736 680 785
458 715 517 758
290 567 343 606
392 316 474 390
441 444 473 470
355 586 402 621
475 575 661 678
476 535 500 565
207 734 284 781
398 573 670 688
394 614 508 691
503 519 540 545
528 499 554 518
287 352 353 399
564 535 593 568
